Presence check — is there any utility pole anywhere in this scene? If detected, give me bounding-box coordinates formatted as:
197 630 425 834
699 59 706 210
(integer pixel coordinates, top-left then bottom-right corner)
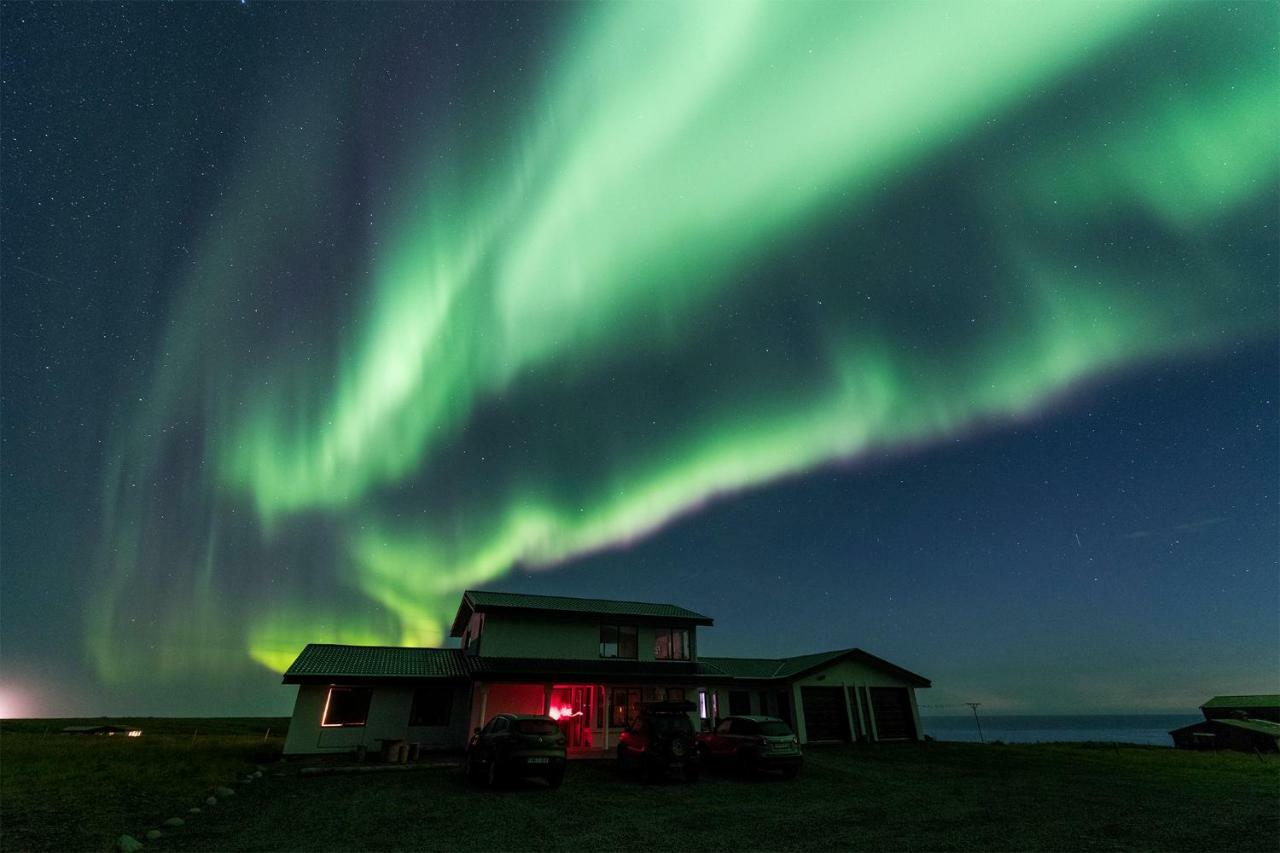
965 702 984 743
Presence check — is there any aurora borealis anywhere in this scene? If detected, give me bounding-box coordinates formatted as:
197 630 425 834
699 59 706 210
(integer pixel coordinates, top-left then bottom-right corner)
2 1 1277 716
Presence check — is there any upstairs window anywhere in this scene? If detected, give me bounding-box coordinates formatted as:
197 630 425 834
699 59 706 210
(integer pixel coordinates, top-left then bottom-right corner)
654 627 690 660
409 687 453 727
321 686 372 727
599 624 638 659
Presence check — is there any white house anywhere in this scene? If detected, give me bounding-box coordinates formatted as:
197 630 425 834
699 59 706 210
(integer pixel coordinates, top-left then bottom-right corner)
282 590 929 755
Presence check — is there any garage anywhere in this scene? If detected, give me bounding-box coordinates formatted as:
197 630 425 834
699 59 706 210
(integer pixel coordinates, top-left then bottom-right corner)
801 686 850 742
869 686 916 740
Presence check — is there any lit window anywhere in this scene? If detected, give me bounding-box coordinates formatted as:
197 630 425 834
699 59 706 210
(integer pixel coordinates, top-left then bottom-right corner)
654 627 690 660
321 686 372 727
611 688 642 726
599 624 638 659
409 687 453 726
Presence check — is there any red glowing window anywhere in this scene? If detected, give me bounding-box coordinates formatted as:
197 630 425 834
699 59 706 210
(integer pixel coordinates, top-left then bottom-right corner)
321 686 371 727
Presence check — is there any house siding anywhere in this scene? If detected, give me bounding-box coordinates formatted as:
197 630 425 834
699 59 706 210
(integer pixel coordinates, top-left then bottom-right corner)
283 683 471 755
704 658 923 745
476 613 601 659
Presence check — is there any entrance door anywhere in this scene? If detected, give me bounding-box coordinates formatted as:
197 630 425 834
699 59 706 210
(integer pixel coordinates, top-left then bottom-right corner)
551 686 593 748
801 686 850 742
869 687 916 740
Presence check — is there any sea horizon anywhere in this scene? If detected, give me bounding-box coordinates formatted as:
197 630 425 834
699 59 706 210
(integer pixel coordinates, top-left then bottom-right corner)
921 713 1203 746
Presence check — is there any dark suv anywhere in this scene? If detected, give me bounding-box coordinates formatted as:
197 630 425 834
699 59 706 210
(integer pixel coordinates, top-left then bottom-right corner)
616 700 700 782
465 714 567 788
696 715 802 777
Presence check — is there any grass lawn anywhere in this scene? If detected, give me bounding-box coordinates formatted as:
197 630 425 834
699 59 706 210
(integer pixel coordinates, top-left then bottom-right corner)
1 718 286 852
4 726 1277 852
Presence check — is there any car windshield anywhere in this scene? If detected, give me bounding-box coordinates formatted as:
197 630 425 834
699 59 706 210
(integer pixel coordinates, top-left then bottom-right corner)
650 714 694 735
759 721 794 737
513 719 559 735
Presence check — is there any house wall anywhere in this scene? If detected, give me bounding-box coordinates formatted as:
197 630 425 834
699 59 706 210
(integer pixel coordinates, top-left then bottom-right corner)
476 612 699 663
705 658 924 744
789 659 923 743
283 683 472 755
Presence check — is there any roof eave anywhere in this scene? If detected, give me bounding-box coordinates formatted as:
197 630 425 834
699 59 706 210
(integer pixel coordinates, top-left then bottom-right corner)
448 593 477 638
282 673 468 685
474 605 714 626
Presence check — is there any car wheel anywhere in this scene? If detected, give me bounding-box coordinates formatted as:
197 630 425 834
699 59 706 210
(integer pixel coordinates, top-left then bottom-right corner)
546 768 564 789
463 753 475 782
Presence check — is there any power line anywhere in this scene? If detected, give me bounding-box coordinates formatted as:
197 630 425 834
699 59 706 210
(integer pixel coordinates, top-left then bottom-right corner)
965 702 985 743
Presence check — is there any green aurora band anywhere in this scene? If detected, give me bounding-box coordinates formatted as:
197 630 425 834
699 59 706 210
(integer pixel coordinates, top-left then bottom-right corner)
92 0 1278 681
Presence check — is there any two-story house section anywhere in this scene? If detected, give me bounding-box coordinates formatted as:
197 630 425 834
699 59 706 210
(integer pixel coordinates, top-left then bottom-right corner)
281 590 930 755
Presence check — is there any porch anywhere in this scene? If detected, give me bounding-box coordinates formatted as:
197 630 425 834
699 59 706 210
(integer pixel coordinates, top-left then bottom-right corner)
469 681 719 752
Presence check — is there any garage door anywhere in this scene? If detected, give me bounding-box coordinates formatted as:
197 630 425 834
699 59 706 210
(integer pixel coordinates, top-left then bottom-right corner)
801 686 850 742
869 687 916 740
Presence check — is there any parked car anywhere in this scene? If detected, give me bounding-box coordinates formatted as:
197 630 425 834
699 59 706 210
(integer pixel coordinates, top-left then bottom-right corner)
465 714 567 788
697 715 803 778
616 700 700 782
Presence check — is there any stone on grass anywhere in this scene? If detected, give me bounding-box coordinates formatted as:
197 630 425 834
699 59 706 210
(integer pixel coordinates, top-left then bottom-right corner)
205 796 217 806
252 770 263 778
163 817 185 827
117 835 143 852
188 807 201 814
145 829 162 841
214 786 235 797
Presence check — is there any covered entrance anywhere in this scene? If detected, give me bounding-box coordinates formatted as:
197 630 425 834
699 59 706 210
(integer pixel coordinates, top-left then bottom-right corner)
801 686 850 742
549 685 596 749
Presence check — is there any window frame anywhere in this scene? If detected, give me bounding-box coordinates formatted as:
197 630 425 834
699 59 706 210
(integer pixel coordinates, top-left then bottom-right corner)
599 624 639 659
611 687 642 727
408 686 453 727
654 627 691 661
320 685 372 728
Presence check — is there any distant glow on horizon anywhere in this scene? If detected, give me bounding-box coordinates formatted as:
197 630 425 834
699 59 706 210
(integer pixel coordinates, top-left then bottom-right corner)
0 684 36 720
89 0 1279 681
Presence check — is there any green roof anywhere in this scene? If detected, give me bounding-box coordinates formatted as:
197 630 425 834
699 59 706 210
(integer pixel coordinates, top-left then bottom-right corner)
1218 719 1280 736
451 590 713 636
703 648 930 686
1202 694 1280 710
283 645 467 682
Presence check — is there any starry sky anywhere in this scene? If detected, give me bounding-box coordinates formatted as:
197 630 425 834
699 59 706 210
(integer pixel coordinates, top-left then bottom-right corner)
1 1 1276 718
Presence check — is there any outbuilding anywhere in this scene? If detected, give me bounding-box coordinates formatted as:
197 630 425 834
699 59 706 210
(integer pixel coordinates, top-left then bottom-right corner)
1169 718 1280 753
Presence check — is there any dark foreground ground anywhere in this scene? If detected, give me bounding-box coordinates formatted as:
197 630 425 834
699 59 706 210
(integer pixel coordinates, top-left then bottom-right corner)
3 720 1277 852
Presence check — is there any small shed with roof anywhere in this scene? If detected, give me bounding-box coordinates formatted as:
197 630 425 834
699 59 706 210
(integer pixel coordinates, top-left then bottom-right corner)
1170 694 1280 752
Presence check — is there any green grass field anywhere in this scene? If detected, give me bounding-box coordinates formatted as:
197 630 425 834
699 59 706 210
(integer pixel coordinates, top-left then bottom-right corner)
3 722 1277 852
1 718 286 852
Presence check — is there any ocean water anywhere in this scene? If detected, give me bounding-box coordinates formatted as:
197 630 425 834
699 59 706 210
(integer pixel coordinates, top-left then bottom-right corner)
921 714 1202 746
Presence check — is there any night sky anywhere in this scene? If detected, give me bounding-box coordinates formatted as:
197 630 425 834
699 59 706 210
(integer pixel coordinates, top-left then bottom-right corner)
2 1 1276 718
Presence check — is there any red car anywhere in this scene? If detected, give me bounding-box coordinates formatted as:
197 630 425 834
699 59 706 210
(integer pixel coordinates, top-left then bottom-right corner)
697 715 803 778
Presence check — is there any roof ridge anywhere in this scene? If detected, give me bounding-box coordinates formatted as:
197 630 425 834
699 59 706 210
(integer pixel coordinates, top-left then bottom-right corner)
465 589 704 611
303 643 460 653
